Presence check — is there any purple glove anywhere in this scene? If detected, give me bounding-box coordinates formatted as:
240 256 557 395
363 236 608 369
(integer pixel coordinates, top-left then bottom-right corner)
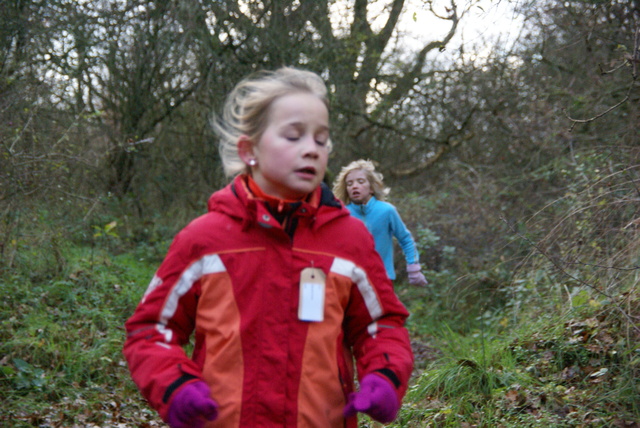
343 373 399 423
407 263 428 287
168 381 219 428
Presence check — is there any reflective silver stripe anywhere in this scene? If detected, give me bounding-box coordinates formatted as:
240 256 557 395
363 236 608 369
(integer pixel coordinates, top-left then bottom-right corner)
142 274 163 303
156 323 173 342
156 254 227 341
367 321 379 337
155 341 171 350
330 257 383 321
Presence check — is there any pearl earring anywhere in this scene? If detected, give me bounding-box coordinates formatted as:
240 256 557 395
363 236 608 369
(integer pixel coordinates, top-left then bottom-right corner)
248 159 256 166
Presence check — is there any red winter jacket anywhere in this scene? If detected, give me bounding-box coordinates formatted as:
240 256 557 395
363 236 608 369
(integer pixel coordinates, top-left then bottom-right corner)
123 175 414 427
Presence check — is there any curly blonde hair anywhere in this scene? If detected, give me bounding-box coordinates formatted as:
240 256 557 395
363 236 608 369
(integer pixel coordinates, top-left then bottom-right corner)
213 67 331 178
332 159 390 204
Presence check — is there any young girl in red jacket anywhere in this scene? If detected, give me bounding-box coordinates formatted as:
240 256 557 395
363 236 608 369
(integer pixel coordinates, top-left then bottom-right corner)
123 67 414 428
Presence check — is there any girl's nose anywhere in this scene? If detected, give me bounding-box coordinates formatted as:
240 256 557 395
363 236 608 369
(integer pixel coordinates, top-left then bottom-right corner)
302 136 320 157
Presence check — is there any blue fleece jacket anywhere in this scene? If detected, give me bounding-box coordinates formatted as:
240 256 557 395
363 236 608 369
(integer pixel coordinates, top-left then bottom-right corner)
346 196 419 280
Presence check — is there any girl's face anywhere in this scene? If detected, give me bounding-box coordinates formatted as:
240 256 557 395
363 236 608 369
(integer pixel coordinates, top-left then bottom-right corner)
243 92 330 200
345 169 373 204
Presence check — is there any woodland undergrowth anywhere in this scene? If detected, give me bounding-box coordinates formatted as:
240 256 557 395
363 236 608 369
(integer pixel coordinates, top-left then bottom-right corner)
1 148 640 428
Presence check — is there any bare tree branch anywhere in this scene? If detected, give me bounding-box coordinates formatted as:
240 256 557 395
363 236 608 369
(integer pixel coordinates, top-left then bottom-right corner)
565 27 639 131
501 215 640 333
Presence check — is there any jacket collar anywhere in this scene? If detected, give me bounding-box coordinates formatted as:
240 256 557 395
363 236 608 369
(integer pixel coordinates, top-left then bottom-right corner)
207 175 345 231
352 195 378 215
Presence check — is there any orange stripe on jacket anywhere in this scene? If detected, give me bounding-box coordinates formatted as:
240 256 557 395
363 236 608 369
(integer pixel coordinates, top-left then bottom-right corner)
198 271 244 427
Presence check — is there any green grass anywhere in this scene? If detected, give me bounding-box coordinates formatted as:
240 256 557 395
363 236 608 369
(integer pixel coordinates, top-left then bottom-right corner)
1 229 639 427
0 245 162 427
391 288 640 428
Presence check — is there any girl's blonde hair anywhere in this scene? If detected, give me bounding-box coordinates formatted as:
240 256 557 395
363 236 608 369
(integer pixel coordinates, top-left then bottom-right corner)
214 67 331 178
332 159 390 203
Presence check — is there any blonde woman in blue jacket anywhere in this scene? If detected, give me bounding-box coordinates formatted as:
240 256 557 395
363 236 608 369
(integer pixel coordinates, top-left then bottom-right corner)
333 159 428 286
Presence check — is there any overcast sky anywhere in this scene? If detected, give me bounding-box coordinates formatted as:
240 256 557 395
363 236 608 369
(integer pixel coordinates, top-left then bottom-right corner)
400 0 525 59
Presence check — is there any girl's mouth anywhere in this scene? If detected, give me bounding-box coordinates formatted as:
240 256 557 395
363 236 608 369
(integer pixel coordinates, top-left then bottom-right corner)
297 167 316 175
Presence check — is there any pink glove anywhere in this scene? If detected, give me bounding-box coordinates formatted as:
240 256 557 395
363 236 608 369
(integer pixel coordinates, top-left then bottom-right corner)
407 263 428 286
343 373 399 423
167 381 219 428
